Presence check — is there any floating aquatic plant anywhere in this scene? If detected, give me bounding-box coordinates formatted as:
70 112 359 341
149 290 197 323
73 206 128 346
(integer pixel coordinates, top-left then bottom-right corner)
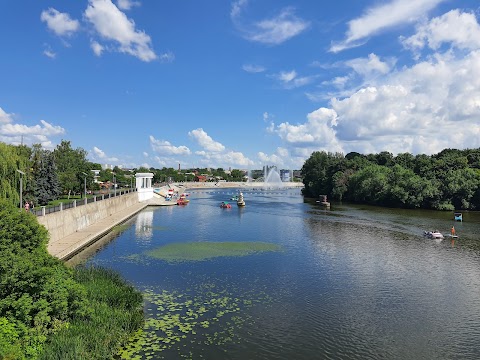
116 284 273 359
145 241 282 263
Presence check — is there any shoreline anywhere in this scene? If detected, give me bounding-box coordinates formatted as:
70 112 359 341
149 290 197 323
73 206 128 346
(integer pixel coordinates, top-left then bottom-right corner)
176 181 304 190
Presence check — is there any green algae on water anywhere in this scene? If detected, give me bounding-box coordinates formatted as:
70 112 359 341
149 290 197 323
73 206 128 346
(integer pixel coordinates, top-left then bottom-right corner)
116 285 274 359
145 241 282 263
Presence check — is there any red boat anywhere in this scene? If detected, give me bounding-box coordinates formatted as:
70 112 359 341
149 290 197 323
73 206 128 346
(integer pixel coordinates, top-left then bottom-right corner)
220 201 231 208
177 197 189 205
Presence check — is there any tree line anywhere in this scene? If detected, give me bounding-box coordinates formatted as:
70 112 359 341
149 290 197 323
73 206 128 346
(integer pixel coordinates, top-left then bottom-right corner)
0 140 140 207
301 149 480 210
1 140 254 208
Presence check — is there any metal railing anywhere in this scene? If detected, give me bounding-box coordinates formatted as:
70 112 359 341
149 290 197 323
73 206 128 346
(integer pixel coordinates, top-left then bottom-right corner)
32 188 137 217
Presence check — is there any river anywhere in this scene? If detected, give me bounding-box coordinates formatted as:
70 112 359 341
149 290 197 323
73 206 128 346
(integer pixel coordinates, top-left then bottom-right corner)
69 188 480 359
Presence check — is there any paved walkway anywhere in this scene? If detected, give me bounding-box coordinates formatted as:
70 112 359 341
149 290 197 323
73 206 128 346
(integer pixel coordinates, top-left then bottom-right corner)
47 202 147 260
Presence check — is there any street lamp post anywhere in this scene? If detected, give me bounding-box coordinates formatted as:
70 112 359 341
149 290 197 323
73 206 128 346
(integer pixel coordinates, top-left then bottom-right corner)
82 172 88 199
17 169 25 209
112 172 116 197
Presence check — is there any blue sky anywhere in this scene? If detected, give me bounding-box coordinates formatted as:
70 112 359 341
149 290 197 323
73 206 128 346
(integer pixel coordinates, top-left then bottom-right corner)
1 0 479 170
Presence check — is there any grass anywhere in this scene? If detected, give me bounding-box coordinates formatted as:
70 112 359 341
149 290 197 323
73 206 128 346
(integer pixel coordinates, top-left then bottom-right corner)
38 266 144 360
146 241 282 263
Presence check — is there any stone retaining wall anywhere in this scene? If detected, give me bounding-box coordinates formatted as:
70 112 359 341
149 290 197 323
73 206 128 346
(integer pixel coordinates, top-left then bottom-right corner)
37 193 139 243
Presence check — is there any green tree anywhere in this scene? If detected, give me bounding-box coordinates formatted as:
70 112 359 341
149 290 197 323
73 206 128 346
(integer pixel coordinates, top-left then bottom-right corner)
0 142 30 206
31 145 61 205
230 169 245 181
53 140 89 198
0 199 88 358
347 164 390 204
394 152 415 170
385 164 439 208
443 168 480 209
331 169 354 201
301 151 332 197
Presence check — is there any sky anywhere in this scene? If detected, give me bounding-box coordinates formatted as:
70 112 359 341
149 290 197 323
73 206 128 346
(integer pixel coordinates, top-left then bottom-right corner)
1 0 480 170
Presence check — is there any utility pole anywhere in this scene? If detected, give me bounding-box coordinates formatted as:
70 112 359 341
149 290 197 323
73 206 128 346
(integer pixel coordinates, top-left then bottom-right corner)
17 169 25 209
82 172 88 199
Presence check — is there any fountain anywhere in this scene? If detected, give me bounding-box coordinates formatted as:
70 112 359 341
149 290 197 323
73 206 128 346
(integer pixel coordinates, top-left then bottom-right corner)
263 167 285 189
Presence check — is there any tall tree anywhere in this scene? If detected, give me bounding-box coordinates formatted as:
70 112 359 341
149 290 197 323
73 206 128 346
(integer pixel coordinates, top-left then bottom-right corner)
31 145 60 205
0 142 30 206
53 140 89 198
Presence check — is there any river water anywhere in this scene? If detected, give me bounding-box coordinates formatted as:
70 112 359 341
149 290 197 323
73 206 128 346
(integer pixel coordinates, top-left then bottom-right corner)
70 188 480 359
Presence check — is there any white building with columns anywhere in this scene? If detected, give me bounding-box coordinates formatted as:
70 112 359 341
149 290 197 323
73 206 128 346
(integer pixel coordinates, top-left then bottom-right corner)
136 172 154 202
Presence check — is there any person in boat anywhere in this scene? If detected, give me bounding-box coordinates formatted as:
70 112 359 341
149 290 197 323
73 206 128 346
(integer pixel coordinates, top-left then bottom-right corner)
451 226 455 236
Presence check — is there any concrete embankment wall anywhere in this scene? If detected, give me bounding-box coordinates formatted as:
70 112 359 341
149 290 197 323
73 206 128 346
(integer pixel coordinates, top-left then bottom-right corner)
37 193 139 243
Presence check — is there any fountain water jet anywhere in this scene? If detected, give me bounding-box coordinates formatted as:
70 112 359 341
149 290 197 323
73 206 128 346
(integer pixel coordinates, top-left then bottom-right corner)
263 167 285 189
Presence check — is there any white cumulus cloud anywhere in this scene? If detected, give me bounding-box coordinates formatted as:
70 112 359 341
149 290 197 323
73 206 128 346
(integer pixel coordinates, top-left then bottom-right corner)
345 53 394 77
84 0 156 62
0 117 66 150
402 10 480 53
0 107 14 124
90 40 104 56
149 136 191 155
41 8 80 37
188 128 225 152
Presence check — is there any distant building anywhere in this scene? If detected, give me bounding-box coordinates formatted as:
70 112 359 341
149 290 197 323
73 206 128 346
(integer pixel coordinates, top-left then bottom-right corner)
90 169 101 183
194 175 207 182
280 169 291 182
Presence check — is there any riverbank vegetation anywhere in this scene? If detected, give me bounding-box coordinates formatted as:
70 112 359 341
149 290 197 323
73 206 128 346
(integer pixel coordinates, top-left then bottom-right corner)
302 149 480 210
0 199 143 359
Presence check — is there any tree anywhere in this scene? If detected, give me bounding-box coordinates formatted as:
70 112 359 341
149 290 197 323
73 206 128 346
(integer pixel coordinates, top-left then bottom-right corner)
385 164 439 208
331 169 354 201
31 144 61 205
348 164 390 204
53 140 89 198
301 151 331 198
394 152 415 170
0 199 88 358
374 151 394 166
443 168 480 209
230 169 245 181
0 142 30 206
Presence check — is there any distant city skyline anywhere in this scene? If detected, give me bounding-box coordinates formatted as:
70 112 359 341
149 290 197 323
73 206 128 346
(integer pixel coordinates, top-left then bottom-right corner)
1 0 479 169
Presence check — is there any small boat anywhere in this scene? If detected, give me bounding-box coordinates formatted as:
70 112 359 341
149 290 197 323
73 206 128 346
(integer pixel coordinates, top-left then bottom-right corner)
424 230 444 239
237 192 245 207
177 196 188 204
177 194 190 205
230 195 239 201
454 212 463 221
220 201 232 208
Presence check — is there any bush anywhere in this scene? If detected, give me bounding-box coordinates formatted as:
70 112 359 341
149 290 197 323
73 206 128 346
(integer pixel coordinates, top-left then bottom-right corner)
0 199 143 359
0 199 89 358
39 266 143 360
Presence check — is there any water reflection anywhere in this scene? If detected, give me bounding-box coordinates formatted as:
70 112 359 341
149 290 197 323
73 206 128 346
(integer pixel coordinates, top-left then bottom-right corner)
135 209 154 242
